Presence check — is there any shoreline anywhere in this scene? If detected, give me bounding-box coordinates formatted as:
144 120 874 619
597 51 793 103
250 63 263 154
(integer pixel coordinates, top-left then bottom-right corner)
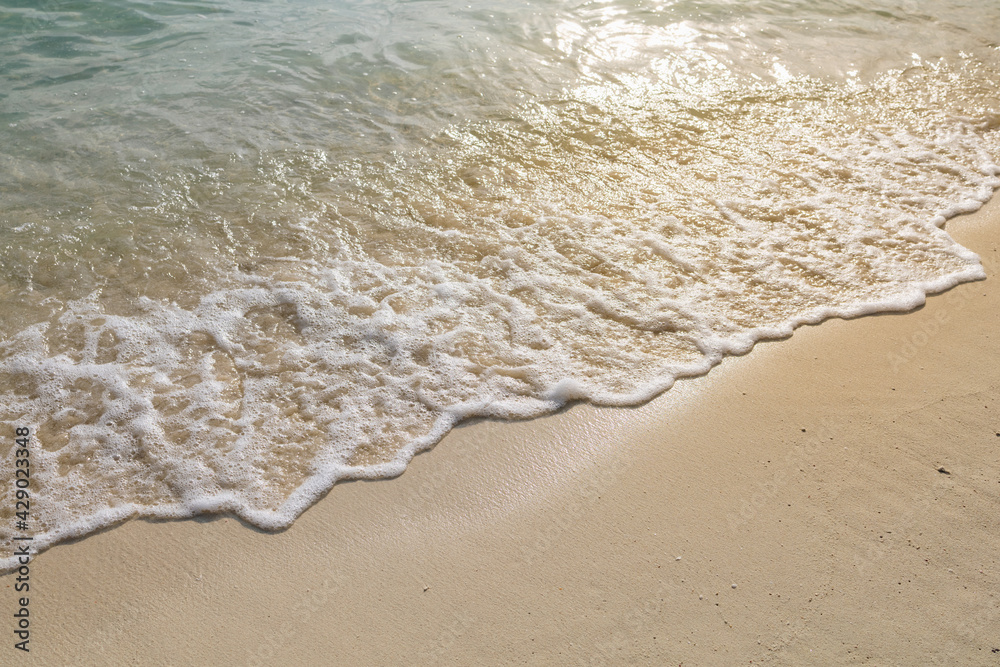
7 195 1000 665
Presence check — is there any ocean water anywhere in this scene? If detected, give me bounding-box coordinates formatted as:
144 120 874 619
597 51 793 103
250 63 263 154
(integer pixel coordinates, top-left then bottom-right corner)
1 0 998 568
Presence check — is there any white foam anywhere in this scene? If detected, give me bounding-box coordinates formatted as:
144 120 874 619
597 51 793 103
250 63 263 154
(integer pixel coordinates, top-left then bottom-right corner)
2 38 1000 572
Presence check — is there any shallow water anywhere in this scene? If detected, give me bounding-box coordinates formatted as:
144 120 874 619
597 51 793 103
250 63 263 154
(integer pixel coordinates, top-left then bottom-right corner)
1 0 999 569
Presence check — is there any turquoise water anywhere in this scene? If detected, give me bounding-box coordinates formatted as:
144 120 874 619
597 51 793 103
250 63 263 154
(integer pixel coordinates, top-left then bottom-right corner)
1 0 999 568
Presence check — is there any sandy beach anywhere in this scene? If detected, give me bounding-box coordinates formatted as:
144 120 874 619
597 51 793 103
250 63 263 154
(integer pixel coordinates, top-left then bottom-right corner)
7 195 999 665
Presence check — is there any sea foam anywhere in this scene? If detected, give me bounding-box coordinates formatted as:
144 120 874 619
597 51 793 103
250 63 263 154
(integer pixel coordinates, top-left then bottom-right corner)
0 0 999 570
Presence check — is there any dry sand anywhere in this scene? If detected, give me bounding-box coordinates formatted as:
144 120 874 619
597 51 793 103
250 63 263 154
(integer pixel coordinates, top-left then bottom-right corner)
6 198 1000 665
